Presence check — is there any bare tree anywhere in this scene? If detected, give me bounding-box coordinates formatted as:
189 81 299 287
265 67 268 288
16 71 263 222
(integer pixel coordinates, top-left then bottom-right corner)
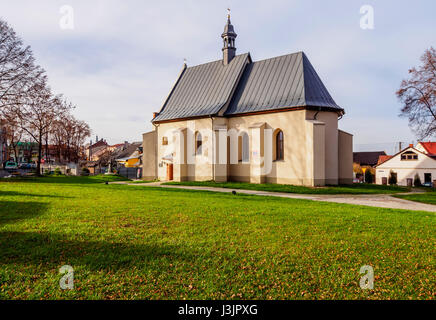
2 112 24 162
0 18 45 111
51 114 91 163
397 47 436 139
14 82 70 175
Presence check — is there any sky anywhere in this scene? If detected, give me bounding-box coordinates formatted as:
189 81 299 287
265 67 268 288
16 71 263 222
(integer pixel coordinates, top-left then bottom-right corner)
1 0 435 153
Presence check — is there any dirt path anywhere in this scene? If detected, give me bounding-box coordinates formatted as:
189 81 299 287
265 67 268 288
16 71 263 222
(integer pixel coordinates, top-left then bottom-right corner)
115 181 436 212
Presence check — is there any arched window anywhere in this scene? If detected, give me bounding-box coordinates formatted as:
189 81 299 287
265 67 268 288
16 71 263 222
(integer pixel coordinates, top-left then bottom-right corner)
238 132 250 163
195 132 202 155
275 130 284 161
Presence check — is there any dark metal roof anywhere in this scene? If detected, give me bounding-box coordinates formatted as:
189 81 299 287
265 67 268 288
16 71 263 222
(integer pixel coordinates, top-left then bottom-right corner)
153 51 342 122
153 53 249 122
225 52 341 115
353 151 387 166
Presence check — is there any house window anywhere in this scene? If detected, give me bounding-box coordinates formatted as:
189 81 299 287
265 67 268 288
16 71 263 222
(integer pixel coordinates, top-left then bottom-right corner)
238 132 250 163
162 137 168 145
275 130 284 161
424 173 432 184
401 151 418 160
195 132 202 155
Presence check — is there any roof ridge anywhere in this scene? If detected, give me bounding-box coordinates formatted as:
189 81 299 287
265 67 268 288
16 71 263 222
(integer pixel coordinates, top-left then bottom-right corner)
186 52 250 69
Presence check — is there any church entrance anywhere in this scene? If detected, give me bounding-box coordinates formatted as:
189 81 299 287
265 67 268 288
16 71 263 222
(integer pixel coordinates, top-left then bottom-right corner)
166 163 174 181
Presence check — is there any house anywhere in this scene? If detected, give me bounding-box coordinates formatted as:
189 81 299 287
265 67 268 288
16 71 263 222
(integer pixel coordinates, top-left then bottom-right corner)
375 143 436 186
86 137 108 161
113 142 143 168
353 151 387 167
8 142 39 164
142 15 353 186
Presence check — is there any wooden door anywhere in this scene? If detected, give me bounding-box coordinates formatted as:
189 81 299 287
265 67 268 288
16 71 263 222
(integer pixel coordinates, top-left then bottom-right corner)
166 163 174 181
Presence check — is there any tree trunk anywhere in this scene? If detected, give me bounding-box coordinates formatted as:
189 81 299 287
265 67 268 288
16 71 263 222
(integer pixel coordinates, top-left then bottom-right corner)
36 132 42 176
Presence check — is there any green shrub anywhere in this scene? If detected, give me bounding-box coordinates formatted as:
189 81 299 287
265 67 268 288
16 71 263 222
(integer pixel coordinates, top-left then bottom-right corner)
364 170 374 184
413 174 422 187
81 168 90 176
54 167 62 176
388 170 397 185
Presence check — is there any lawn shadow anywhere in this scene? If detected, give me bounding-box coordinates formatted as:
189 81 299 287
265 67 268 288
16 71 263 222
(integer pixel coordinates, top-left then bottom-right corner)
0 231 196 271
0 201 48 227
0 191 74 199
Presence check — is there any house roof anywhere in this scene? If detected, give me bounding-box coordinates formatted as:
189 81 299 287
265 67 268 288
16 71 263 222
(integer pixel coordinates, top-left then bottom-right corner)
153 52 342 122
113 142 142 160
353 151 387 166
418 142 436 155
226 52 341 116
377 155 393 166
88 140 108 149
153 53 250 122
375 146 436 167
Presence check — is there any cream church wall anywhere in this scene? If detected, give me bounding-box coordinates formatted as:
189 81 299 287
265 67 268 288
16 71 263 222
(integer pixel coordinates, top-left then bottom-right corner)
146 109 351 187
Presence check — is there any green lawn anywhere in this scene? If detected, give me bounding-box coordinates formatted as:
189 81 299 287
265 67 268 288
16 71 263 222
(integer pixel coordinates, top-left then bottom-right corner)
0 176 434 300
163 181 410 194
395 190 436 205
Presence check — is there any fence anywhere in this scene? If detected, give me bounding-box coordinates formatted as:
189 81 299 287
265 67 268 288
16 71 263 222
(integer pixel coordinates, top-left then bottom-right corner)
117 167 142 180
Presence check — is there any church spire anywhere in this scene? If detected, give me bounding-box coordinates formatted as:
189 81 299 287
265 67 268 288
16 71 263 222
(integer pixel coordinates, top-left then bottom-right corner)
221 9 237 65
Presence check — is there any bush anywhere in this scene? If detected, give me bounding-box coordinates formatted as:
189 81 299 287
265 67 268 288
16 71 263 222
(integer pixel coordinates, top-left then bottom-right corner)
413 173 422 187
388 170 397 185
364 169 374 184
54 167 62 176
81 168 90 176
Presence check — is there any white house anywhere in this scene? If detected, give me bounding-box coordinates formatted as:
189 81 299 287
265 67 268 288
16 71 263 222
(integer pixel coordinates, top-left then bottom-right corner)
375 142 436 186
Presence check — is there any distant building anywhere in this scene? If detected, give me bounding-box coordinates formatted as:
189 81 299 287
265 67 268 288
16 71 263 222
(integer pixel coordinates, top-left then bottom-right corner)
375 143 436 186
353 151 387 167
86 138 109 161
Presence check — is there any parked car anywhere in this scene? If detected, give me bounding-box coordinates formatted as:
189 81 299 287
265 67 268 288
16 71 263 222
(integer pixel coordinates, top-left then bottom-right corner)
19 163 31 169
4 161 18 171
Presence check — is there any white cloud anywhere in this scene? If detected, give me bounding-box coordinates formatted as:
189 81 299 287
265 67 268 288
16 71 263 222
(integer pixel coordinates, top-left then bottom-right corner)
0 0 435 146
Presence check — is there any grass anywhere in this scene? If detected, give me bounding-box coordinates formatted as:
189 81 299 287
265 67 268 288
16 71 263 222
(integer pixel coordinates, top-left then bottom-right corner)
0 176 434 300
163 181 410 194
394 190 436 205
128 180 158 184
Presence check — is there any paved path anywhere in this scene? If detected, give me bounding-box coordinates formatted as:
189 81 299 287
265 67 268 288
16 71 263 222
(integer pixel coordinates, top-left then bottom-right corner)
112 181 436 212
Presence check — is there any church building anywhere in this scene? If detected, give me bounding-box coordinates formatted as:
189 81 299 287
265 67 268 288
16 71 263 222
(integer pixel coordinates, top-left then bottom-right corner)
142 14 353 186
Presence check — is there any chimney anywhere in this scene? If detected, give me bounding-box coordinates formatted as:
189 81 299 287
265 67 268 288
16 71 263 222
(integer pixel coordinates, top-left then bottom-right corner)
409 144 414 148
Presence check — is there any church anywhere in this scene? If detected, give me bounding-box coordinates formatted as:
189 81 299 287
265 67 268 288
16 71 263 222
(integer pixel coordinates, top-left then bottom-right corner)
142 14 353 186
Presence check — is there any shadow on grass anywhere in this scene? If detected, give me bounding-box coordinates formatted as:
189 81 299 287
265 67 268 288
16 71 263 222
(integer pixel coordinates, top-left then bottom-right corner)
0 201 48 227
0 191 74 198
0 175 129 185
0 231 193 271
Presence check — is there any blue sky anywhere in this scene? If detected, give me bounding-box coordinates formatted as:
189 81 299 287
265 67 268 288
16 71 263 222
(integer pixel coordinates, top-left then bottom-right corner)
1 0 435 152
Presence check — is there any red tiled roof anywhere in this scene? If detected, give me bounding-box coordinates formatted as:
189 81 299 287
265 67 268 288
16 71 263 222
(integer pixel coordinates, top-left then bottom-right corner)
419 142 436 155
377 155 393 166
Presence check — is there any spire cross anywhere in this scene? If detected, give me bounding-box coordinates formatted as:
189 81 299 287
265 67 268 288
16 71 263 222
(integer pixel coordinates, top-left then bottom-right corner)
227 8 231 19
